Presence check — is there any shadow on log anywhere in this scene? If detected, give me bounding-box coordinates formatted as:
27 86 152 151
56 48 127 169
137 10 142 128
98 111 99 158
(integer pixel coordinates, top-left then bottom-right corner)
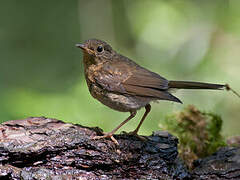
0 117 239 179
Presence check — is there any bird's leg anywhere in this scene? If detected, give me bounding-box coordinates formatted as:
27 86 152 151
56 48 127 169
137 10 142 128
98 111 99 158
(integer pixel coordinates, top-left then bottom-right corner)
92 111 137 145
129 104 151 136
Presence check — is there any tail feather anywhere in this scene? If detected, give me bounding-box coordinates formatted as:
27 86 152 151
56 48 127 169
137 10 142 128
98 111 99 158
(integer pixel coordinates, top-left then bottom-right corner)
169 81 225 90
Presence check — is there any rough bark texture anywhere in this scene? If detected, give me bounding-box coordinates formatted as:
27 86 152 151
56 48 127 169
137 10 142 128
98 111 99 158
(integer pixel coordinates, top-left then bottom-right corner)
0 117 239 180
0 117 189 180
192 147 240 180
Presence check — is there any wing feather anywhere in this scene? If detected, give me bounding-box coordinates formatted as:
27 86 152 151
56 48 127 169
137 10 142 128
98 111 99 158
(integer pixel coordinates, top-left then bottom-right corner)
123 68 168 90
94 58 181 103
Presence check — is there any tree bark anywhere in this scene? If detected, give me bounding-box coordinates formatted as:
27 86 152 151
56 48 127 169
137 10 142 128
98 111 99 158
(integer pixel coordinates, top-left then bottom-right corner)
0 117 239 179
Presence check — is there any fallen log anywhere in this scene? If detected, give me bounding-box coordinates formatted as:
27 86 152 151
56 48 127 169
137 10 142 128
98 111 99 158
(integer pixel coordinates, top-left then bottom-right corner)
0 117 239 179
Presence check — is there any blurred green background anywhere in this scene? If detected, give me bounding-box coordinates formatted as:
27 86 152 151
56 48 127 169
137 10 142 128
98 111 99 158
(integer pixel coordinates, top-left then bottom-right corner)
0 0 239 137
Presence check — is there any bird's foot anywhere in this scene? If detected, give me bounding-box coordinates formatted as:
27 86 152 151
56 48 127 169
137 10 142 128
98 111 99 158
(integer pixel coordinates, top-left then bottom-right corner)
126 131 147 141
92 132 119 145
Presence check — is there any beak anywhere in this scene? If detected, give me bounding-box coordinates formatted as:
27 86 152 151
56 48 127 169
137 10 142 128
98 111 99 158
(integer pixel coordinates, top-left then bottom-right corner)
76 43 95 55
75 43 86 50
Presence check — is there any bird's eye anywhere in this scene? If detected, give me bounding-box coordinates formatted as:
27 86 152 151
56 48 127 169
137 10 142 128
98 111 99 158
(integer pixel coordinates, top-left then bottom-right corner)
97 45 103 53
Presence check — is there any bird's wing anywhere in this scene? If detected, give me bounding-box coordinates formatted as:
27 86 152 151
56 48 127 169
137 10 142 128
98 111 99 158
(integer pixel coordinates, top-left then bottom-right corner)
123 67 169 90
94 60 181 103
122 66 182 103
93 61 129 94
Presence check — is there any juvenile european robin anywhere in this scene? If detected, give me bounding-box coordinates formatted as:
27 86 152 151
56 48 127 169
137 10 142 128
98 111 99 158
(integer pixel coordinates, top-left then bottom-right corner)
76 39 226 144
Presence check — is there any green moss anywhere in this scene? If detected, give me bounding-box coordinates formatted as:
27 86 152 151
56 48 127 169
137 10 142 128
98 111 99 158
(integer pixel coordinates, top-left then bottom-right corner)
163 105 226 168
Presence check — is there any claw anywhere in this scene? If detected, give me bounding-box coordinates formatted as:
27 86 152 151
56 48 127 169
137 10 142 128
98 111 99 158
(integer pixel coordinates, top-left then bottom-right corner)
126 131 147 141
127 130 138 136
92 133 119 145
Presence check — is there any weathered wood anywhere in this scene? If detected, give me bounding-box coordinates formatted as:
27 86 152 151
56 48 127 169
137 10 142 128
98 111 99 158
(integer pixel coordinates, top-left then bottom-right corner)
0 117 189 179
1 117 240 179
192 147 240 180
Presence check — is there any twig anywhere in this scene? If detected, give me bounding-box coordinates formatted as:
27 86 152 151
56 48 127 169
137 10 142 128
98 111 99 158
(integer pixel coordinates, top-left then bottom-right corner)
225 84 240 98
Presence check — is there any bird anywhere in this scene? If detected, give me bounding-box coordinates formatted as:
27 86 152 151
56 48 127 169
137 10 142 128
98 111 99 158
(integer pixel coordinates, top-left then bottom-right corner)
76 39 226 144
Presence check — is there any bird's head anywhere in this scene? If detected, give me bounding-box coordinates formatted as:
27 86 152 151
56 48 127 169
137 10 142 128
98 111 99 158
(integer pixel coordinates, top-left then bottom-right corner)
76 39 114 62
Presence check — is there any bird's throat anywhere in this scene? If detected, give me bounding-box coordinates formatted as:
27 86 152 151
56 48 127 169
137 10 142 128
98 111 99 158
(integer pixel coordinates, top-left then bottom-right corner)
83 52 97 67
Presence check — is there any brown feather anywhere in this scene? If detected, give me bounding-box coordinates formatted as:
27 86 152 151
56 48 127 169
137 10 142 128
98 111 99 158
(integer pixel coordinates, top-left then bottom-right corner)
123 68 169 90
123 84 182 103
169 81 225 90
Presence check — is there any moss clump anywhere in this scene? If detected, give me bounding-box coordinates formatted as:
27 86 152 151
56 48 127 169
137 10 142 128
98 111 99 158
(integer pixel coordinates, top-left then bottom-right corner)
162 105 226 168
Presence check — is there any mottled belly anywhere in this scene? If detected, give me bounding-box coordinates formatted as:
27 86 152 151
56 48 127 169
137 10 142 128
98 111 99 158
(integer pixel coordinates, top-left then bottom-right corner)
89 84 149 112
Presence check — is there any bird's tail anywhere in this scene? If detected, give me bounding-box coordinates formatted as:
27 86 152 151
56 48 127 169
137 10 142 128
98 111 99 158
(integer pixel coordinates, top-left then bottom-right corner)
168 81 225 90
168 81 240 99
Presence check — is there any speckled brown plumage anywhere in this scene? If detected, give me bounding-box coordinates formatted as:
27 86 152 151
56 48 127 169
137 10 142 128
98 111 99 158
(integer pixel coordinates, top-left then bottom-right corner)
76 39 225 144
